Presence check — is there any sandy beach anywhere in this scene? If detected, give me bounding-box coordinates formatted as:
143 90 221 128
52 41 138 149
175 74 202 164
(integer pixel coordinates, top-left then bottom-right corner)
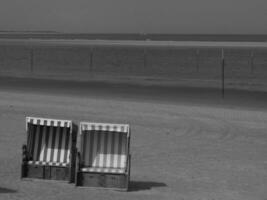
0 77 266 200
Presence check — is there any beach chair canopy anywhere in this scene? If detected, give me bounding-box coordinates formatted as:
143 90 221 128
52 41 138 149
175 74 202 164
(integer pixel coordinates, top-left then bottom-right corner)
26 117 73 167
79 122 130 174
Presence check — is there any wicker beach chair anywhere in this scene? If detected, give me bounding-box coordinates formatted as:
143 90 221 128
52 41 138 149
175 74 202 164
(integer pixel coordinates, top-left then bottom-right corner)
76 122 131 190
21 117 77 182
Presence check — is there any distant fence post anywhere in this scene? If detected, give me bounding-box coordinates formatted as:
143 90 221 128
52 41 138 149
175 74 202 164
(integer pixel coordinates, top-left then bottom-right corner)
221 48 225 99
143 47 147 70
0 45 4 71
250 49 254 74
196 49 200 72
90 46 94 72
30 48 34 73
142 33 147 74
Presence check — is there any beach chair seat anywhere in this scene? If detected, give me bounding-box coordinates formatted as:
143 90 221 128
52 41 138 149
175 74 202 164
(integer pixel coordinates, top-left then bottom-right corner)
27 161 69 167
21 117 77 182
76 122 131 190
80 167 125 174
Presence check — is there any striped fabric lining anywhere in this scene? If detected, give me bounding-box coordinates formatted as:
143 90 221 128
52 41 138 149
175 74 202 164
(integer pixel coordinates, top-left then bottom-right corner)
81 123 129 134
80 123 129 174
81 167 125 174
26 117 72 129
26 117 72 166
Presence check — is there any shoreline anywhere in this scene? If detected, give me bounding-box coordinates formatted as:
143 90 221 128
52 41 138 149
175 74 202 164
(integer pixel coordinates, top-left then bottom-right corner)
0 38 267 48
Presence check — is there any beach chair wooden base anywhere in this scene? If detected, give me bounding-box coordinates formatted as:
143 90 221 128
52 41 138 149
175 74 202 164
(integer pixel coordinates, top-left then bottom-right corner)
21 164 71 181
76 172 129 190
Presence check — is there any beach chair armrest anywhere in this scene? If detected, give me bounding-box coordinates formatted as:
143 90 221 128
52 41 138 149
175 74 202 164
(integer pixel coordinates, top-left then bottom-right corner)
70 145 75 161
126 154 131 174
22 144 29 163
76 151 82 170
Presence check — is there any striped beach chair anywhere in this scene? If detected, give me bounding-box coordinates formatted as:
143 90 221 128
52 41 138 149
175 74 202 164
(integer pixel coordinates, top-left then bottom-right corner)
76 122 131 190
21 117 77 182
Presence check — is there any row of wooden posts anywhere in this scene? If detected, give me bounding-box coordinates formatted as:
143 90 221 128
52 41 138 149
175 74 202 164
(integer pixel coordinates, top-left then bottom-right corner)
28 47 256 99
28 47 256 73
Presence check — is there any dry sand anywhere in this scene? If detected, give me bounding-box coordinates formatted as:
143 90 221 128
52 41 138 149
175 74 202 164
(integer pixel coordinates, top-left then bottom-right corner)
0 78 267 200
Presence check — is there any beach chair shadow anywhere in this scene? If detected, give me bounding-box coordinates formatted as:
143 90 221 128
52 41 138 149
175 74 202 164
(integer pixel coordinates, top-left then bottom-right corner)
0 187 17 193
128 181 167 192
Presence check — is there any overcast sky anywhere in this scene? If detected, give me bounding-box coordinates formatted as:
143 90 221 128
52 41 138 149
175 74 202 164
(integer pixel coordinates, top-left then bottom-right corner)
0 0 266 34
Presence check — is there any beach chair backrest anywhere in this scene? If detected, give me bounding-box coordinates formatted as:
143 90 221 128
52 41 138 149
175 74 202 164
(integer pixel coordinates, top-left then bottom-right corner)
80 122 130 171
26 117 72 166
